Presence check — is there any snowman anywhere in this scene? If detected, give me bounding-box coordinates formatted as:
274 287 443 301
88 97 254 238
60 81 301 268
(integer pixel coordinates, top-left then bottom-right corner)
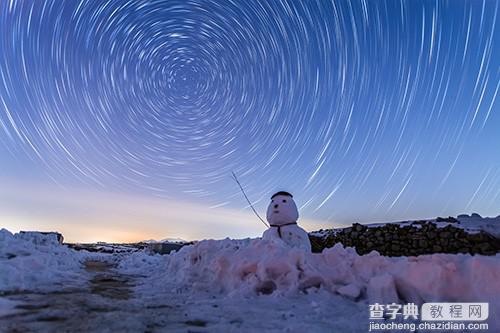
262 191 312 252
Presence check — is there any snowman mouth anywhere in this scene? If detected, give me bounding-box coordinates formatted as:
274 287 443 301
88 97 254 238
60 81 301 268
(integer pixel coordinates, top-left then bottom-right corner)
274 210 279 214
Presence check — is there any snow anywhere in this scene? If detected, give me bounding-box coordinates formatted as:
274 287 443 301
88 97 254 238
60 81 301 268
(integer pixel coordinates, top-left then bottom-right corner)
0 298 21 317
148 238 499 302
119 237 500 330
0 229 93 293
455 214 500 237
1 227 499 331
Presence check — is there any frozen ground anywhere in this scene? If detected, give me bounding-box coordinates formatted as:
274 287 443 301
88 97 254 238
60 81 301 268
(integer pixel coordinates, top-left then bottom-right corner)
1 227 499 332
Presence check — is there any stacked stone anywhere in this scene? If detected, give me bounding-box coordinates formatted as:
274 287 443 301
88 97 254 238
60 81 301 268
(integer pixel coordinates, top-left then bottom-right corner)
309 218 500 256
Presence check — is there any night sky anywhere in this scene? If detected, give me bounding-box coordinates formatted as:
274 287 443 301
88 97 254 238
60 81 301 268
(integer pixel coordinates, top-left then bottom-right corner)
0 0 499 242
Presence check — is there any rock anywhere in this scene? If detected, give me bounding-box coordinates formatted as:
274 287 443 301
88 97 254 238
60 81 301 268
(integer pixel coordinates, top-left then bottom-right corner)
439 232 451 239
418 240 428 248
309 236 325 253
308 218 500 257
147 242 184 255
436 216 459 223
432 245 442 252
478 243 492 252
353 223 365 232
469 233 486 242
18 231 64 245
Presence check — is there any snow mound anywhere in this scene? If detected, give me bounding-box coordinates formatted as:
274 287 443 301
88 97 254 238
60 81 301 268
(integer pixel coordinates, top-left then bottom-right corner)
0 229 89 292
122 238 500 304
121 238 500 328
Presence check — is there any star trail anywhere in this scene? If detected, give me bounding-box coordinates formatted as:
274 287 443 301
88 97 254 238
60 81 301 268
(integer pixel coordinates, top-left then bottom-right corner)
0 0 499 237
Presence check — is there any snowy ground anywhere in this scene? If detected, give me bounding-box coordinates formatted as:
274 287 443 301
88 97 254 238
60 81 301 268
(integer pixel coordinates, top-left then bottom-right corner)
1 228 499 332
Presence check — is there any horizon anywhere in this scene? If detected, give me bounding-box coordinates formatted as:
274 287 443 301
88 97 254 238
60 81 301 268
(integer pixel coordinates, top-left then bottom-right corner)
1 0 499 243
1 177 498 243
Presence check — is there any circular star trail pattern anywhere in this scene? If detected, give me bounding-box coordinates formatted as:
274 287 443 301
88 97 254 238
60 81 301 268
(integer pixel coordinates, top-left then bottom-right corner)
0 0 499 222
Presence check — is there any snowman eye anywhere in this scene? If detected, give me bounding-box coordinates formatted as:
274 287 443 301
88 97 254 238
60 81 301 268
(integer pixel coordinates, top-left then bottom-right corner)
283 199 287 203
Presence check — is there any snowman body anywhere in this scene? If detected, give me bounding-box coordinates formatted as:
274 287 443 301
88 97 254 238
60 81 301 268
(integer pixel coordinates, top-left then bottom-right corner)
262 191 311 252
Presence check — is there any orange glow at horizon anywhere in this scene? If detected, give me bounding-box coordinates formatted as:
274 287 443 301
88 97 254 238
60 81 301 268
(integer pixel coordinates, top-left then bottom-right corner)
0 179 333 243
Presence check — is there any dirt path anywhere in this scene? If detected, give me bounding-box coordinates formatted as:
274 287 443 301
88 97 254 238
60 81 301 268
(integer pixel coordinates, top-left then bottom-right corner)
0 260 137 332
85 260 133 300
0 259 215 333
0 258 367 332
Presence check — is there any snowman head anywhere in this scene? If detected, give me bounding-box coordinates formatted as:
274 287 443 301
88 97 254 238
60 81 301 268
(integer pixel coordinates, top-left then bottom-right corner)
266 191 299 225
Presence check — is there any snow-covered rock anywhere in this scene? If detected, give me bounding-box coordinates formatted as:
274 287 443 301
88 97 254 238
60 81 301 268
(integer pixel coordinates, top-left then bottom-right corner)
0 229 90 292
17 231 64 245
455 214 500 238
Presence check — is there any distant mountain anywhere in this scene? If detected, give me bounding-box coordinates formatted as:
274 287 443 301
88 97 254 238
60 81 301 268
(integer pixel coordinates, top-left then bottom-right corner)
141 239 158 244
141 237 187 244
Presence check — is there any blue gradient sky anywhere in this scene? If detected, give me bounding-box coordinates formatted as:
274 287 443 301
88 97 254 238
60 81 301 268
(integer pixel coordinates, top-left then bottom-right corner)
1 0 499 242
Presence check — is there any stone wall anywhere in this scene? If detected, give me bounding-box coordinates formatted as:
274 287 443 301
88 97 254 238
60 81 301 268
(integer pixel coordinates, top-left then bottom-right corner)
309 219 500 256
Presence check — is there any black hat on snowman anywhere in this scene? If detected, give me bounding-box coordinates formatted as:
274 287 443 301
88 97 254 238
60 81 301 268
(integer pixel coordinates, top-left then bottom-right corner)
270 191 293 200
